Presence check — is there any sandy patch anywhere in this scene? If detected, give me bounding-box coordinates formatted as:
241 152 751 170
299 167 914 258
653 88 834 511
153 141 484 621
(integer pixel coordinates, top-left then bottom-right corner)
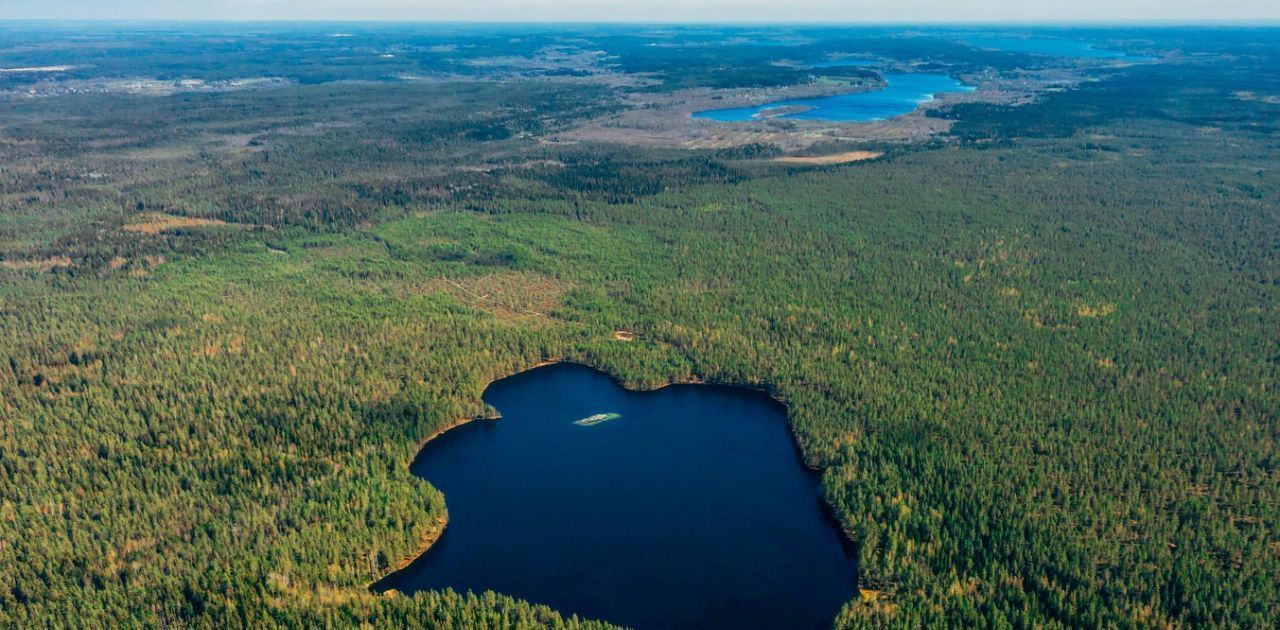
771 151 884 165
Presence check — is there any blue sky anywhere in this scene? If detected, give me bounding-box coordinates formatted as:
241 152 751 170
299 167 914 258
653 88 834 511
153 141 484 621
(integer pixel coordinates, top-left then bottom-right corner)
3 0 1278 23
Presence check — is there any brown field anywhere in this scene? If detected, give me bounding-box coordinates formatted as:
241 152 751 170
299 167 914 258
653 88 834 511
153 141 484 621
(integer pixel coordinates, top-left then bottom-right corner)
122 213 231 235
1 256 74 271
771 151 884 165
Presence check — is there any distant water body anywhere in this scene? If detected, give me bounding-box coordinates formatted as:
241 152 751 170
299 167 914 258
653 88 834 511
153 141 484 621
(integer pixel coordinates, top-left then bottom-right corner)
376 363 858 629
965 36 1150 60
809 58 879 68
692 73 973 123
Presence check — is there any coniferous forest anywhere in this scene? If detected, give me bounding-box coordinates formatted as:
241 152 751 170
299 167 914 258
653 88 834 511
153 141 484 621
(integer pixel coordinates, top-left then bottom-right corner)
0 23 1277 628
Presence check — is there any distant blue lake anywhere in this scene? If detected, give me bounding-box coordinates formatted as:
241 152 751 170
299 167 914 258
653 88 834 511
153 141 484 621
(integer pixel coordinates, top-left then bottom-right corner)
965 36 1149 60
809 58 879 68
376 363 858 629
693 73 973 123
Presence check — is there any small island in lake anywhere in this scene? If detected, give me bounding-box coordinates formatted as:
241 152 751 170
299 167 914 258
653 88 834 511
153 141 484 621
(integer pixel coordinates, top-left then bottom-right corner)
573 412 622 426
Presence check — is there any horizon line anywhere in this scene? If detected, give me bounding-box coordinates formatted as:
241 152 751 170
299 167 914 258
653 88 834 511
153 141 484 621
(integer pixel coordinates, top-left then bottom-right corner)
2 18 1280 27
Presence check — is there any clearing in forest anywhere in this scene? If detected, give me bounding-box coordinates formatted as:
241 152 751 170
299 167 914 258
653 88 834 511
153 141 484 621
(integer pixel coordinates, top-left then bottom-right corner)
122 213 232 235
770 151 884 165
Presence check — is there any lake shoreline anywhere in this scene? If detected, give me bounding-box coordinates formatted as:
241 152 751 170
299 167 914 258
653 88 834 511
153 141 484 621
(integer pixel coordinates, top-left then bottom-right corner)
692 72 974 123
371 357 852 598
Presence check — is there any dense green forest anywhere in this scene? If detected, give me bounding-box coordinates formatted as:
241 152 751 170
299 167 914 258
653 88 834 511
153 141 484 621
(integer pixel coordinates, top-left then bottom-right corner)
0 24 1277 628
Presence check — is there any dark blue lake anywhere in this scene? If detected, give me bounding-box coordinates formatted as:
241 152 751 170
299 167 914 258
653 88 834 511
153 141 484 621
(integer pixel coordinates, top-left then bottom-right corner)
692 73 973 122
376 363 858 629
